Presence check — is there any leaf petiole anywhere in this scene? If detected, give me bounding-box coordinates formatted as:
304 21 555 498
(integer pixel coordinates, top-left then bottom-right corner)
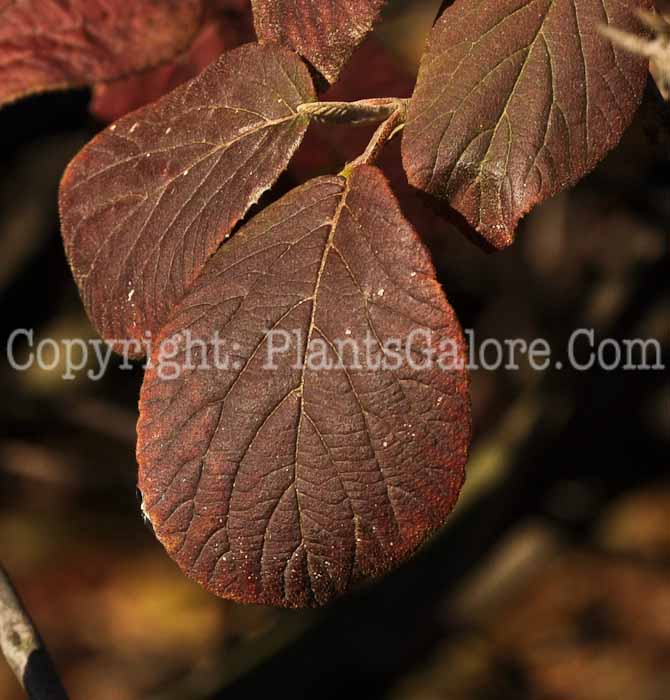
341 102 408 177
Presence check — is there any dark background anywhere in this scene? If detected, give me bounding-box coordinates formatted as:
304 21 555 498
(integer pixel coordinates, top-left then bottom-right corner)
0 2 668 699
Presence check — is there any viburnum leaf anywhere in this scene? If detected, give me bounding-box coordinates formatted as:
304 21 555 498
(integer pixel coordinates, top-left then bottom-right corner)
0 0 204 109
59 43 315 355
402 0 652 249
137 165 471 608
90 0 254 123
252 0 386 84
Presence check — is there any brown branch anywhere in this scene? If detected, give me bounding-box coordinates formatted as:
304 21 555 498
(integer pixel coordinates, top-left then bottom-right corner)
0 564 69 700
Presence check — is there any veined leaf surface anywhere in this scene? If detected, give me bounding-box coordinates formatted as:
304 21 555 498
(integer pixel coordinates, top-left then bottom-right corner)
137 165 471 607
402 0 651 249
59 43 315 354
252 0 386 84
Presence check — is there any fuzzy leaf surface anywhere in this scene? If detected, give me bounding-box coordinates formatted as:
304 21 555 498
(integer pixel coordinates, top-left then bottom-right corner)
137 165 471 608
59 43 315 354
402 0 651 249
252 0 386 83
0 0 204 108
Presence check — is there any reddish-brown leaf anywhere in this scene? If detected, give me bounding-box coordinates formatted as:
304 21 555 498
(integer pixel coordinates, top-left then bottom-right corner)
90 0 255 123
136 165 471 608
0 0 204 109
59 43 315 355
402 0 651 249
252 0 386 84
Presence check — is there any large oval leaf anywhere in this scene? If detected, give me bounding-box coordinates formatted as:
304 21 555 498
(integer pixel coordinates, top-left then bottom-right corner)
0 0 204 109
137 165 471 608
59 43 315 355
402 0 651 249
252 0 386 84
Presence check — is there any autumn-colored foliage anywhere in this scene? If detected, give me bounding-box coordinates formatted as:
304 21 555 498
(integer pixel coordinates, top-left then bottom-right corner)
252 0 386 84
0 0 655 607
60 43 314 354
402 0 652 248
0 0 204 108
137 165 470 607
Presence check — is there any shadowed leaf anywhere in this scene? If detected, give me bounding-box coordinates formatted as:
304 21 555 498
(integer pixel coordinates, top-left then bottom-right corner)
59 43 315 355
252 0 386 84
90 0 254 123
136 165 471 608
0 0 204 109
402 0 651 249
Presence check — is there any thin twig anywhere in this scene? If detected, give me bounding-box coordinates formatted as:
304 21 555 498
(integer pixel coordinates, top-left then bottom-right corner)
0 564 69 700
343 103 409 174
297 97 410 175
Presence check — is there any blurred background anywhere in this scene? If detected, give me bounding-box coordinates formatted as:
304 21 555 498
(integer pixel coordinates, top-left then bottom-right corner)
0 1 668 698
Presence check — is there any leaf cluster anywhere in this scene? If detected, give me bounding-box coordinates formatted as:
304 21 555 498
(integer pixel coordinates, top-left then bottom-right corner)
0 0 654 606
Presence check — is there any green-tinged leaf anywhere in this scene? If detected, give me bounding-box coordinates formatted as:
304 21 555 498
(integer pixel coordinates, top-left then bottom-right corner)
402 0 651 249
